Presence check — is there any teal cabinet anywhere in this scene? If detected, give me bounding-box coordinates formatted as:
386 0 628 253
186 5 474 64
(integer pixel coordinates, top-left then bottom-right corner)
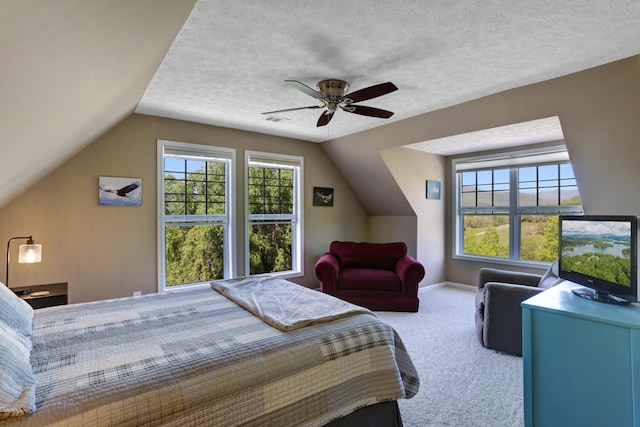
522 281 640 427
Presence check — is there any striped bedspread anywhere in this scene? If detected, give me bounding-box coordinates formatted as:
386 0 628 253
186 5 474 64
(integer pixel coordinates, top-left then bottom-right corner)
2 284 419 426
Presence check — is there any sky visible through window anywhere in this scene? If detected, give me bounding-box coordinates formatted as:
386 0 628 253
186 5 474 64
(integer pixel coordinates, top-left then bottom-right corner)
165 158 208 175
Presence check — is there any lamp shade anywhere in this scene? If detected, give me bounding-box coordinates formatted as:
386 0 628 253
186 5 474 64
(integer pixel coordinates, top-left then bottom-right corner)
18 243 42 263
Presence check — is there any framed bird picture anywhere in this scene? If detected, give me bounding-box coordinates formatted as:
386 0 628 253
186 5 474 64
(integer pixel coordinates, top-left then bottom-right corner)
313 187 334 206
99 176 142 206
426 180 441 200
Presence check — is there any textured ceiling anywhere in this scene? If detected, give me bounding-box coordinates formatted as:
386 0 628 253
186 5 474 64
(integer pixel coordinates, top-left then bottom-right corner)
405 116 564 156
136 0 640 145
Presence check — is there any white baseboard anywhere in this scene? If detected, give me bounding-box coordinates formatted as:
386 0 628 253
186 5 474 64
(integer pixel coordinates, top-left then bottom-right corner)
419 281 475 292
445 281 476 291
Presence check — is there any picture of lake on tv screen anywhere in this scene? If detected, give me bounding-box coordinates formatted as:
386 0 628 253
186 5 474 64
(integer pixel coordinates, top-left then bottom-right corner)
561 220 633 287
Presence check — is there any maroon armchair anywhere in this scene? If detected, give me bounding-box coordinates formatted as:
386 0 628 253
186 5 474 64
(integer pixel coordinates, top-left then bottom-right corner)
314 241 424 312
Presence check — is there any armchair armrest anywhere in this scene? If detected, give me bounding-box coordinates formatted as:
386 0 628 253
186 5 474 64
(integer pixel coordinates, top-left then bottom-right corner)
481 282 544 356
314 253 340 294
478 268 542 290
395 255 425 297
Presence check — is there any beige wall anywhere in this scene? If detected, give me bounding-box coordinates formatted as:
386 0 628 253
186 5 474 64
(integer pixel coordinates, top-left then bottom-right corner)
0 114 368 302
368 216 417 254
380 147 446 285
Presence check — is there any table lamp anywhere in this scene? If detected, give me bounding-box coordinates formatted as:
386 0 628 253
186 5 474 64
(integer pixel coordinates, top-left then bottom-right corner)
6 236 42 287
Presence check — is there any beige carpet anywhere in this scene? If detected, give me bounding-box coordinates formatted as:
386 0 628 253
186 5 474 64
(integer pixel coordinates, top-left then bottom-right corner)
376 285 524 427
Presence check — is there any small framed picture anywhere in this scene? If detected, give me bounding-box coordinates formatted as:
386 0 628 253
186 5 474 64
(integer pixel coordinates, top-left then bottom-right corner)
99 176 142 206
426 180 441 200
313 187 334 206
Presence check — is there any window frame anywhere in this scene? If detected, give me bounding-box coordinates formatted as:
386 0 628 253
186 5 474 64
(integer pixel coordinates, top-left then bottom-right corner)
244 150 303 278
452 145 583 268
157 140 236 292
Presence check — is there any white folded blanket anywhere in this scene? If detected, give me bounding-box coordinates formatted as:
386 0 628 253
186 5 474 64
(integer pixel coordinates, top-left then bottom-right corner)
211 276 373 331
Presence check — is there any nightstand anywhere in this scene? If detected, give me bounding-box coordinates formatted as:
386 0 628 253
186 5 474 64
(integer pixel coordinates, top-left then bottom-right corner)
12 282 68 309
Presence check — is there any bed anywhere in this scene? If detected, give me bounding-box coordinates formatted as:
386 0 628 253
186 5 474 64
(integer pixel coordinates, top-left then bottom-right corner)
0 277 419 426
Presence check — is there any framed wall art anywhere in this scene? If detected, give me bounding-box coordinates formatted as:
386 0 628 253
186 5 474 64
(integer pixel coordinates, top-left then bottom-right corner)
313 187 334 206
426 180 441 200
99 176 142 206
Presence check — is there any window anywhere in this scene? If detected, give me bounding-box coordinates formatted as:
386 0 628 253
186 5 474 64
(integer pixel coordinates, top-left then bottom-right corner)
158 141 235 290
245 151 303 277
454 147 583 264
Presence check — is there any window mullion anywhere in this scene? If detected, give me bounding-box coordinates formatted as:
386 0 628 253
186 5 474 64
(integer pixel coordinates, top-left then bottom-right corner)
556 164 562 205
204 162 209 216
535 166 540 207
492 170 497 208
510 168 520 260
183 160 188 216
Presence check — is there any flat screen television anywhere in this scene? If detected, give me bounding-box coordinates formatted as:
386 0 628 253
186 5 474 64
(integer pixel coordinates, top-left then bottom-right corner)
559 215 638 305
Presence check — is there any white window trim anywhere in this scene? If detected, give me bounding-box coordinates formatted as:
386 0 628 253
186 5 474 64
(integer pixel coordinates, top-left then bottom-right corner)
157 140 236 292
245 150 303 278
451 144 582 269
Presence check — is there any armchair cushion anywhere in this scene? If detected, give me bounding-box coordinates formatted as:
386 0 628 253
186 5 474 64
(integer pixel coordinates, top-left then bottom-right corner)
338 269 402 291
477 268 541 289
538 259 561 289
330 241 406 270
478 283 544 356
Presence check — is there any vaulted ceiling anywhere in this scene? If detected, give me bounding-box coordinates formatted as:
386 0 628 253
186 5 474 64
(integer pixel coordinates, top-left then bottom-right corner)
3 0 640 208
0 0 196 207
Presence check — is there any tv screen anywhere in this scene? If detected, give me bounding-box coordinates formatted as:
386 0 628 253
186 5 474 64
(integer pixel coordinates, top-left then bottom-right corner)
559 215 638 304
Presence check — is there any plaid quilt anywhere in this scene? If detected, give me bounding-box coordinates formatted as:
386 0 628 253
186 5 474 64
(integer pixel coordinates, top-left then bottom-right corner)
1 285 419 426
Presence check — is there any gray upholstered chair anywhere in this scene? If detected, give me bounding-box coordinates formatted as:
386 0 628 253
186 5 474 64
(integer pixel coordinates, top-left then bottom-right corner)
475 260 562 356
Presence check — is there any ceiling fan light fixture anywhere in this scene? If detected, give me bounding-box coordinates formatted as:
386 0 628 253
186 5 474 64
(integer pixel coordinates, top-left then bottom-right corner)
316 79 349 101
262 79 397 127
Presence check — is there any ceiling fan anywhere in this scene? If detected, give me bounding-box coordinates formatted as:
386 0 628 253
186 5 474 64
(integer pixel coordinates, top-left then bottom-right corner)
262 79 398 127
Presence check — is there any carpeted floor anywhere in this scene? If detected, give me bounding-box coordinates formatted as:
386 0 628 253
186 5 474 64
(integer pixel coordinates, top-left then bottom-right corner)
376 285 524 427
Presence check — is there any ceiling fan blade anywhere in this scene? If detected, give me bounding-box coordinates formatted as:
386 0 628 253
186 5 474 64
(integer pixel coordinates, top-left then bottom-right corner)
342 82 398 104
342 104 395 119
285 80 326 100
316 111 334 127
262 105 323 115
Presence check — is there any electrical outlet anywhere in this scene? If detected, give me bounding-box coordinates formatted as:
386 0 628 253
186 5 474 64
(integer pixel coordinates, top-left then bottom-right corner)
133 291 142 297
